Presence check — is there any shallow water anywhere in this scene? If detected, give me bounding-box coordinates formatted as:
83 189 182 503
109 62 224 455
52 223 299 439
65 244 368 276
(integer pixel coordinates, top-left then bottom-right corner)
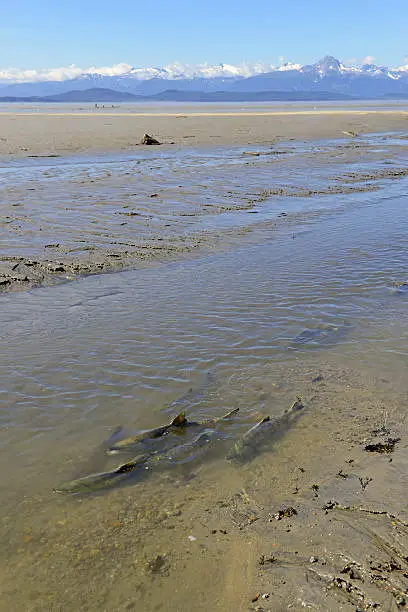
1 100 408 114
1 139 408 610
1 132 407 284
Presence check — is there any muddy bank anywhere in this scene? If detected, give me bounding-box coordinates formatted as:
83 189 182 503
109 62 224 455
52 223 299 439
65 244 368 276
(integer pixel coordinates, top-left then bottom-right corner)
0 103 408 157
2 134 408 293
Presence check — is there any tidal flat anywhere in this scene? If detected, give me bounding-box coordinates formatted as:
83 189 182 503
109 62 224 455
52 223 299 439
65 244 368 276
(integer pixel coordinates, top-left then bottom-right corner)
1 125 408 293
1 105 408 610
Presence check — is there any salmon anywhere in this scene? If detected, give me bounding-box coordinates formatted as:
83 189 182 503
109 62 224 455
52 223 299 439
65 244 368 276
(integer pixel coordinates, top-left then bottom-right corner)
227 398 304 463
107 412 187 455
53 454 149 494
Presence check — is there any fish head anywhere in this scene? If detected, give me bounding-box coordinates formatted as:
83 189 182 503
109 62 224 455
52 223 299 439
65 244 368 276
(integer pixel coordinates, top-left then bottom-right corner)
195 429 215 445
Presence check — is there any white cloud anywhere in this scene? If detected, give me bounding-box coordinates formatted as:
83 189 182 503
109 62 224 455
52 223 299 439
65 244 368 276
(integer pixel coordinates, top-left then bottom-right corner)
0 61 280 83
361 55 375 65
0 63 133 83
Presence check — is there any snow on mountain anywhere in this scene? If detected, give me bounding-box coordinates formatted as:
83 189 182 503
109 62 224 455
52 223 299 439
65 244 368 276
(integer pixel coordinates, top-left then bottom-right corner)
0 63 137 84
0 61 279 84
4 55 407 85
1 56 408 98
277 62 302 72
394 63 408 73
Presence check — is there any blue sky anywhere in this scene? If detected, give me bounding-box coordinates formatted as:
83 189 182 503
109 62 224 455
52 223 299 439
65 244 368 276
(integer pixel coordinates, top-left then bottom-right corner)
1 0 407 69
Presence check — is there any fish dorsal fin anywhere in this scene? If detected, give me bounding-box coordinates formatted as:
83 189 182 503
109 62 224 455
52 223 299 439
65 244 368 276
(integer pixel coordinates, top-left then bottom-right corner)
219 407 240 420
116 461 135 474
284 396 304 414
170 413 187 427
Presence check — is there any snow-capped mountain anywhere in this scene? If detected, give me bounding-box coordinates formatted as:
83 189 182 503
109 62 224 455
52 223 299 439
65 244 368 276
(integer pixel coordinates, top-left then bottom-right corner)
0 60 301 85
1 56 408 98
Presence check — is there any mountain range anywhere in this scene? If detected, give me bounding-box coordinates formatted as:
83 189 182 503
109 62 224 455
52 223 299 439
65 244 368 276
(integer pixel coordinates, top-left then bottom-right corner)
0 87 355 103
1 56 408 100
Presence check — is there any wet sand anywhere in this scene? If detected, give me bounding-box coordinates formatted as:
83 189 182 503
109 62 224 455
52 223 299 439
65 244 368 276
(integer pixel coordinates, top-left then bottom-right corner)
1 130 408 293
0 102 408 156
1 352 407 611
1 105 408 610
1 174 408 610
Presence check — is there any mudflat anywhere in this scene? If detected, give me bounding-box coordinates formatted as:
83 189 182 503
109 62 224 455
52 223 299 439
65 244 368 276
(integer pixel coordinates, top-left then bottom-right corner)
0 101 408 156
2 125 408 294
1 102 408 610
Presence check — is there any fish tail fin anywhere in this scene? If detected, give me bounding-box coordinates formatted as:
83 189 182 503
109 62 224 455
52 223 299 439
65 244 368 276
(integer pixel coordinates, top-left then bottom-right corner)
170 412 187 427
103 426 123 448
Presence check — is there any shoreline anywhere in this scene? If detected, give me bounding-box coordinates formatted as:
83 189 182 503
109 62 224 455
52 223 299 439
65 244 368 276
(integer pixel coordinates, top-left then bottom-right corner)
1 109 408 116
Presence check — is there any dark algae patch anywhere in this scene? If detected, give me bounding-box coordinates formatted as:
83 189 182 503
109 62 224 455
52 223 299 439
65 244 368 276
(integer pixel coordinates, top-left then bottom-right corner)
364 438 400 453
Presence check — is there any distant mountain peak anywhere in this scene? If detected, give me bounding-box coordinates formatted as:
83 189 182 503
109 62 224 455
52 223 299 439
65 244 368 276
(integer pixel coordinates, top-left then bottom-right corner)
1 55 408 98
301 55 344 78
316 55 342 72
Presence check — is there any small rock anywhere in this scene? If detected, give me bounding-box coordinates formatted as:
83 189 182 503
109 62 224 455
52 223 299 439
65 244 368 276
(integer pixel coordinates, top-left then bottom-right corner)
312 375 324 383
140 134 161 145
258 554 276 566
322 500 338 511
145 554 168 575
272 507 298 521
309 556 319 563
393 281 408 290
11 274 29 282
252 593 270 602
336 469 348 479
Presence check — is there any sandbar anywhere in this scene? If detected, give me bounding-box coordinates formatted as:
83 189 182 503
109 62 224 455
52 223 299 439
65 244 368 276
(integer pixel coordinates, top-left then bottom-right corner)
0 102 407 157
